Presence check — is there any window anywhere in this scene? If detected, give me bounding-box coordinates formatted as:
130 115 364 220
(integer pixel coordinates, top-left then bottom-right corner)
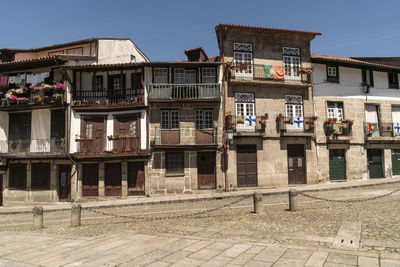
66 47 83 55
201 68 216 83
130 55 136 63
9 112 31 140
86 122 93 138
285 95 304 130
48 50 64 56
388 73 399 89
112 76 121 90
283 47 301 81
174 68 196 84
327 102 344 121
154 68 168 83
195 110 213 130
327 66 339 83
166 152 184 174
51 110 65 138
131 72 141 89
31 163 50 189
94 76 103 91
233 43 253 77
161 110 179 130
9 163 27 189
362 70 374 87
235 93 254 117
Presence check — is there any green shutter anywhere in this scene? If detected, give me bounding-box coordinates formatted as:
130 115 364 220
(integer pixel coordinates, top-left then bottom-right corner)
329 149 346 180
392 150 400 176
368 149 384 178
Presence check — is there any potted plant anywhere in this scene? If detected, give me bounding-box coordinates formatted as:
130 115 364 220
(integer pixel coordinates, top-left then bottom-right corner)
52 93 63 102
17 97 29 104
285 117 293 124
237 116 244 124
276 113 284 121
328 118 336 124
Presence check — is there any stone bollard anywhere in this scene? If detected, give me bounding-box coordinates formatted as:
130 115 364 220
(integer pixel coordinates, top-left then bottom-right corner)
33 206 43 230
71 203 81 227
288 189 298 211
253 192 262 214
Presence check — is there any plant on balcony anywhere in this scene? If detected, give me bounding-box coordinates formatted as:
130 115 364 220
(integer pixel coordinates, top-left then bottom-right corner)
33 83 53 92
284 117 294 124
15 86 28 95
327 118 337 124
236 116 244 124
52 93 63 102
17 97 29 104
276 113 284 121
1 98 8 106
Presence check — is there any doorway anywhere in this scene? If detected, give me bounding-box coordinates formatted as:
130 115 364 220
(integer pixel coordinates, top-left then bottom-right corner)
105 163 122 196
236 145 258 187
58 165 71 201
367 149 384 178
197 152 216 189
82 163 99 197
287 144 306 184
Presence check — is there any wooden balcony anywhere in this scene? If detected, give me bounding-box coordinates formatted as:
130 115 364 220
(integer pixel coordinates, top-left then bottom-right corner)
148 83 221 102
230 64 312 85
277 116 316 137
72 88 144 110
75 136 147 158
0 138 65 157
152 127 218 149
364 122 400 143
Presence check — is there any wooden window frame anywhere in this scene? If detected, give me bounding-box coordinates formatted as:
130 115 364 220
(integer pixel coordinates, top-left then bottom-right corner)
201 67 217 83
66 47 83 55
94 75 103 91
195 109 213 130
362 70 374 87
9 112 31 140
114 114 140 137
160 110 179 130
153 68 169 84
388 73 399 89
166 152 184 174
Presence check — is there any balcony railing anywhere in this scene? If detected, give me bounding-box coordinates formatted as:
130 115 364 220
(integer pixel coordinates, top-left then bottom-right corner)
0 138 65 155
225 115 266 133
148 83 221 99
277 117 316 134
73 88 144 106
75 135 141 154
153 127 218 145
324 120 353 137
0 87 65 108
230 64 312 84
364 122 400 138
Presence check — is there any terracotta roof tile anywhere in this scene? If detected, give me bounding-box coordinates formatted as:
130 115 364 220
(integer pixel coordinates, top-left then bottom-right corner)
311 54 400 70
215 24 321 36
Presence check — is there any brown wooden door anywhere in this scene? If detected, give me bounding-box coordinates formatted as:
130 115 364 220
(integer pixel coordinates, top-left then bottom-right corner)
82 163 99 197
287 144 306 184
105 163 122 196
0 174 3 206
237 145 258 187
114 115 139 152
197 152 216 189
58 165 71 201
82 117 105 153
128 162 145 196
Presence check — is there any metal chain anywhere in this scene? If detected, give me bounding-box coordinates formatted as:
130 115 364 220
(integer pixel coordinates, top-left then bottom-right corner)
297 187 400 203
83 195 251 222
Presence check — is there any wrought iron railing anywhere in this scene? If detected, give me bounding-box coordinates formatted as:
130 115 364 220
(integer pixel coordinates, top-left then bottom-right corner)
277 116 316 133
324 120 353 137
0 138 65 154
148 83 221 99
364 122 400 137
230 64 312 83
153 127 218 145
225 115 267 133
73 88 144 106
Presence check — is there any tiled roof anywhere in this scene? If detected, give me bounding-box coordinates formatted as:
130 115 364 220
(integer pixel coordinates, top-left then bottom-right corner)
0 54 95 65
215 24 321 36
311 54 400 71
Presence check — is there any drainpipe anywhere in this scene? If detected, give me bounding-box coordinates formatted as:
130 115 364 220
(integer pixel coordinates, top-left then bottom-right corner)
220 29 228 192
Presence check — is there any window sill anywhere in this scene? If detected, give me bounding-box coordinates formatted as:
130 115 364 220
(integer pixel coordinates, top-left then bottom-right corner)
165 172 185 177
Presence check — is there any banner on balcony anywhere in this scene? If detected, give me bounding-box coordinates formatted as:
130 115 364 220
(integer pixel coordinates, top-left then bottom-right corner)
368 122 378 133
263 65 274 79
262 65 285 80
0 76 7 87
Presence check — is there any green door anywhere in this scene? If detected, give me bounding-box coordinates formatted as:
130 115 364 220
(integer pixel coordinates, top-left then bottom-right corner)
329 149 346 180
392 150 400 176
367 149 384 178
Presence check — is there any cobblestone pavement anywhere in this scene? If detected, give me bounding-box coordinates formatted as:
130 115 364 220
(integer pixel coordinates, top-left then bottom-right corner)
1 183 400 266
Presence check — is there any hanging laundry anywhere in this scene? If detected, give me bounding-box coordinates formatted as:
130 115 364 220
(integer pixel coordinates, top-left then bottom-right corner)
26 74 35 84
263 65 274 79
0 76 8 87
8 76 17 84
272 66 285 80
15 74 24 85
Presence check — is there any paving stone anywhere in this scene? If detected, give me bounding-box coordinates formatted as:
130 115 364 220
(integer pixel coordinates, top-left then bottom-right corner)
182 240 213 252
0 259 34 267
244 260 273 267
380 258 400 267
162 251 192 263
200 256 232 267
253 246 287 262
146 261 171 267
189 248 221 260
220 244 252 258
305 251 329 267
162 238 199 252
326 252 358 265
358 256 379 267
273 257 307 267
281 248 313 261
229 253 255 265
206 241 233 251
323 262 356 267
245 246 266 255
169 257 205 267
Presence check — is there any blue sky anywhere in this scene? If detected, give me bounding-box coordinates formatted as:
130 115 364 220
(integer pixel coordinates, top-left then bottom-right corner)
1 0 400 61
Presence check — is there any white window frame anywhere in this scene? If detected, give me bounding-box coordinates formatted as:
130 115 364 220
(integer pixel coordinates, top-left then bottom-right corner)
201 68 216 83
233 42 253 78
283 55 301 81
285 95 304 131
235 93 255 131
327 67 337 77
327 102 344 121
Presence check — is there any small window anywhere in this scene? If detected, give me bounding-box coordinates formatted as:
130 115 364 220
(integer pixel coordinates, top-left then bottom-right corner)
202 68 216 83
66 47 83 55
95 76 103 91
388 73 399 89
327 66 339 83
362 70 374 87
31 163 51 189
160 110 179 130
130 55 136 63
154 68 168 83
48 50 64 56
327 102 344 121
86 123 93 138
166 152 184 174
112 77 121 90
195 109 213 130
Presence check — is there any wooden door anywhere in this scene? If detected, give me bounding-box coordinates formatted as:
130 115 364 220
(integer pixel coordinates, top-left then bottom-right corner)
329 149 346 181
128 161 145 196
237 145 258 187
288 144 306 184
82 163 99 197
105 163 122 196
114 115 139 152
0 174 3 206
392 150 400 176
197 152 216 189
368 149 384 178
82 117 105 153
58 165 71 201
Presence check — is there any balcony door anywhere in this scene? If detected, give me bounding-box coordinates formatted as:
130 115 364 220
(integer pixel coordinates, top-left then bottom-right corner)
283 47 301 81
235 93 255 132
285 95 303 131
9 112 31 153
365 104 379 137
233 43 253 78
107 74 126 100
114 115 139 152
392 106 400 136
82 117 105 153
